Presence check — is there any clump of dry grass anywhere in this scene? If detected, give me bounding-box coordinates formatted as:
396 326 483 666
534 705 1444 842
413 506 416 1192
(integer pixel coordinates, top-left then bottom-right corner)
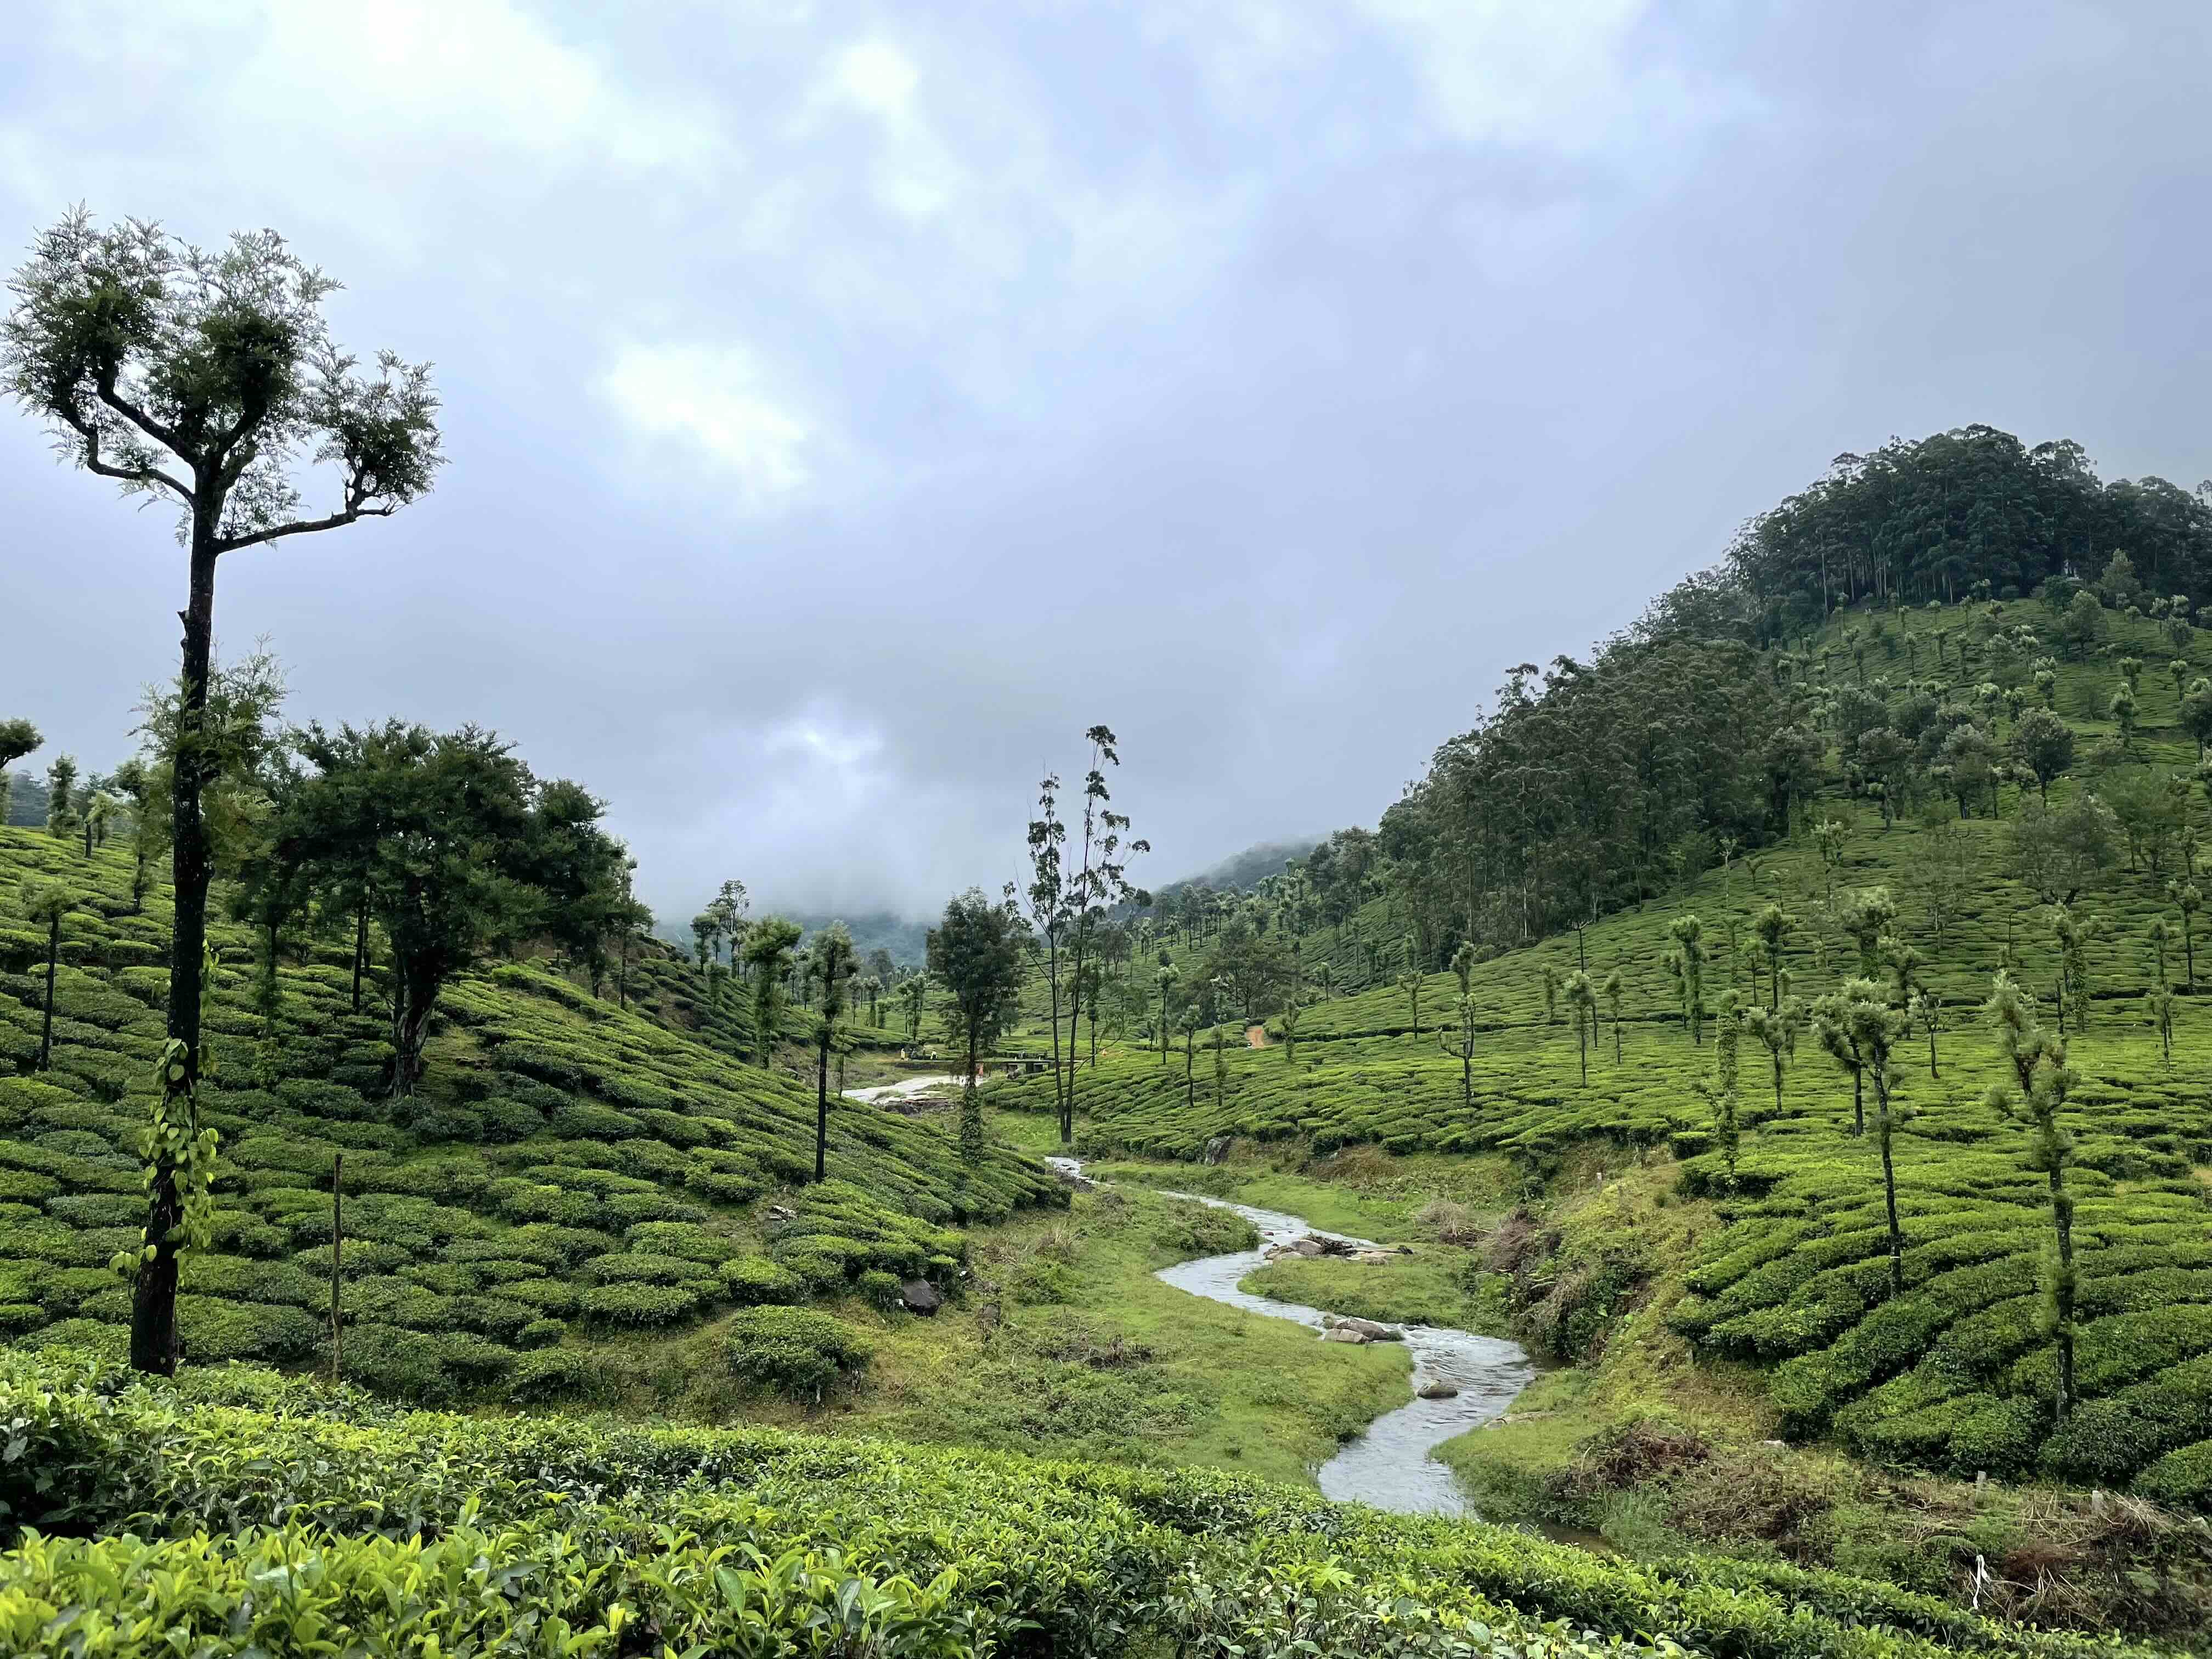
1415 1197 1481 1245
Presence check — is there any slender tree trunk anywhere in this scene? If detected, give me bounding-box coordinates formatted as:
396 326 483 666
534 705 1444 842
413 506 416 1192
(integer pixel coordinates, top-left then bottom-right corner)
329 1153 344 1387
2050 1163 2076 1420
814 1027 831 1183
351 899 368 1014
1063 925 1090 1141
133 524 217 1378
1045 930 1066 1143
38 918 59 1070
1927 1025 1939 1078
388 973 437 1098
1852 1069 1864 1136
1878 1098 1903 1294
959 1024 983 1166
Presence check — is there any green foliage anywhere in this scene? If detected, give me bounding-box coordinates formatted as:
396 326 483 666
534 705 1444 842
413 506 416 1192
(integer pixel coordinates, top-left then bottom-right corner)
0 826 1060 1403
0 1348 2166 1659
724 1305 874 1400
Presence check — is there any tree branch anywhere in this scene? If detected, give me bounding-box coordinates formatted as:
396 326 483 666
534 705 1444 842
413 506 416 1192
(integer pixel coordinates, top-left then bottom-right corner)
58 407 193 505
215 497 392 555
94 373 189 458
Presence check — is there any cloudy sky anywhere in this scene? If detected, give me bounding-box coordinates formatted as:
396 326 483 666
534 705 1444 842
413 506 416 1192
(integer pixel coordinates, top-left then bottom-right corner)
4 2 2207 922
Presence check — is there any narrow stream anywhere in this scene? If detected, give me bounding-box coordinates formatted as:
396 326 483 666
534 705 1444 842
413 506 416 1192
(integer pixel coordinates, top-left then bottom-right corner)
1047 1157 1536 1516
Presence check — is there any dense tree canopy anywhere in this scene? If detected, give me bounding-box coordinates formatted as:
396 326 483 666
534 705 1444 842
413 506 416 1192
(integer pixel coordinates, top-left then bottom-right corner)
1378 641 1793 962
241 721 629 1097
1667 427 2212 644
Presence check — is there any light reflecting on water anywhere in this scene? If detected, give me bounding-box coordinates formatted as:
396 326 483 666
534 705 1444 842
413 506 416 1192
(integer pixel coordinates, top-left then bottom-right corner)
1046 1158 1535 1515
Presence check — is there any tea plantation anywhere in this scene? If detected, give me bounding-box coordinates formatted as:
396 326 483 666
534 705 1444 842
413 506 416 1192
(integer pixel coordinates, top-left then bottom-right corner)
1003 598 2212 1508
0 1346 2180 1659
0 825 1059 1404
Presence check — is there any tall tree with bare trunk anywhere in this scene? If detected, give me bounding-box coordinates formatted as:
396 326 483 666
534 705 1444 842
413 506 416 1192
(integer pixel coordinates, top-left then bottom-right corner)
4 210 441 1376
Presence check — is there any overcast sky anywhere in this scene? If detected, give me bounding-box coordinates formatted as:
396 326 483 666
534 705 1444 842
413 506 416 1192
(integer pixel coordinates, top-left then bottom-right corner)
4 2 2208 923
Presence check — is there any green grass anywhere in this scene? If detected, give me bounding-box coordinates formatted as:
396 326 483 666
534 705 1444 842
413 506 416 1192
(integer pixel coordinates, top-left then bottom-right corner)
523 1183 1414 1489
1240 1251 1510 1333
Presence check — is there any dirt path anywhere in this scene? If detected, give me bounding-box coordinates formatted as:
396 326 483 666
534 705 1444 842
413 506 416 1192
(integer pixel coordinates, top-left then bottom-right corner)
1246 1024 1269 1048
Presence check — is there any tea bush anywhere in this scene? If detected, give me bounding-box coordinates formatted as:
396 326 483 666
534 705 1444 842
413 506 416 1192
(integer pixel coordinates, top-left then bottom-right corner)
0 826 1063 1403
725 1305 875 1400
0 1350 2168 1659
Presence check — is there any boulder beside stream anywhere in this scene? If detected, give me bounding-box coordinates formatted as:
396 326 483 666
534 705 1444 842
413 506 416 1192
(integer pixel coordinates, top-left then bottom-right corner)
1320 1314 1404 1342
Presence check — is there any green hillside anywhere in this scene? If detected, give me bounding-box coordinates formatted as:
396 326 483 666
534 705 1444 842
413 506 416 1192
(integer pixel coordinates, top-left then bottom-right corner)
997 593 2212 1517
0 823 1058 1403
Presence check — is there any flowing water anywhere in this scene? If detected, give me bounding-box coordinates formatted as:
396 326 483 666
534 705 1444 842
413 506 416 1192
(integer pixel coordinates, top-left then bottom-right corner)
843 1074 961 1105
1047 1158 1536 1516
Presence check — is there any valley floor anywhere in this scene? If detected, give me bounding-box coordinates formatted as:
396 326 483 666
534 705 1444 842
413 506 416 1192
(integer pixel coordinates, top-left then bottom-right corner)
991 1103 2212 1646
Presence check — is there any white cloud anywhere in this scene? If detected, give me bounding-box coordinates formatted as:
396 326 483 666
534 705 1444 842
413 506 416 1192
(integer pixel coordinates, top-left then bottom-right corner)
43 0 722 172
601 341 818 507
1352 0 1703 154
809 36 966 219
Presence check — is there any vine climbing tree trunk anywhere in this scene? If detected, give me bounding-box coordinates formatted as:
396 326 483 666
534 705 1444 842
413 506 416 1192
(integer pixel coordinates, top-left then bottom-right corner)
132 529 217 1379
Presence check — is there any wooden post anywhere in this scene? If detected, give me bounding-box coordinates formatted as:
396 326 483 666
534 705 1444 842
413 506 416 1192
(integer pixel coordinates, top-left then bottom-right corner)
329 1153 343 1387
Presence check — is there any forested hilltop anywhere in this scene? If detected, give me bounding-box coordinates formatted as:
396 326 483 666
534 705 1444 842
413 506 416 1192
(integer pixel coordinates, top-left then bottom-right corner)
1165 427 2212 974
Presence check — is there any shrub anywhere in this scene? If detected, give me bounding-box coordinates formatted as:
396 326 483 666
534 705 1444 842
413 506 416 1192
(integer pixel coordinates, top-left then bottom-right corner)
625 1221 739 1265
578 1282 702 1327
505 1346 601 1403
517 1317 566 1349
582 1252 717 1288
725 1307 873 1401
857 1269 904 1312
721 1255 805 1306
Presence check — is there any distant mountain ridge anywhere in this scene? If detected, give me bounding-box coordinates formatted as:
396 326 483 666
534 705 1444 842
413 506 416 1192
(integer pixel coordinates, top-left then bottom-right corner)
656 909 931 971
1154 836 1323 899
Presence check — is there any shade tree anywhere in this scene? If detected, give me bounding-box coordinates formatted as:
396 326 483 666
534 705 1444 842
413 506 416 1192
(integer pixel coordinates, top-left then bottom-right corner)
0 719 40 823
2008 794 2119 905
2170 881 2200 989
1984 972 2081 1422
1835 887 1897 978
250 721 629 1099
926 889 1025 1167
806 923 858 1183
1563 968 1597 1082
1750 902 1796 1008
1602 966 1626 1062
2011 707 2074 803
1741 988 1805 1115
1397 967 1424 1036
2048 902 2101 1034
3 210 441 1376
44 753 78 840
744 917 804 1066
18 876 81 1070
1664 915 1707 1045
1701 989 1744 1186
1818 981 1911 1290
1054 726 1150 1144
